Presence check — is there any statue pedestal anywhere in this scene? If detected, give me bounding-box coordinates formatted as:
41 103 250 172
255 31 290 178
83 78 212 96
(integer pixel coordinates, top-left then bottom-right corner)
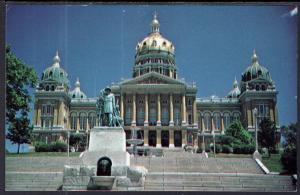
82 126 130 166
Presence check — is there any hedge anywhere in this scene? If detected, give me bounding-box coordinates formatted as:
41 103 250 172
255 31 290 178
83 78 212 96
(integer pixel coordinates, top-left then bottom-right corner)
35 141 67 152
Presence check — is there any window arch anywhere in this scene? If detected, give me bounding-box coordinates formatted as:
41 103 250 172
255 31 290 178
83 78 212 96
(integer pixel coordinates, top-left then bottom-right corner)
232 112 240 122
46 85 49 91
213 113 221 130
223 112 231 129
149 107 156 126
204 113 211 131
137 107 145 126
125 107 132 126
51 85 55 91
70 113 77 130
152 40 157 47
79 113 87 130
88 112 97 129
49 71 53 77
161 107 169 126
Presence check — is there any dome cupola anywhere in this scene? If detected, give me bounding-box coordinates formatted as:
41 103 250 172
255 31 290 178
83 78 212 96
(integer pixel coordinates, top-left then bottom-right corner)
39 51 70 91
241 50 272 83
240 50 275 93
69 77 87 99
133 13 177 79
227 77 241 98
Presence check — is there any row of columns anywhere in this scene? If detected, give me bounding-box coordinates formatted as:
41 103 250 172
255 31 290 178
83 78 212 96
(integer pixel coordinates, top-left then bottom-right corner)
200 114 225 133
120 93 197 127
143 129 187 148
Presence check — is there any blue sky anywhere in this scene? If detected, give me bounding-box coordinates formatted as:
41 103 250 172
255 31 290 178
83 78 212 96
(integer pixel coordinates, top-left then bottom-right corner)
6 4 297 151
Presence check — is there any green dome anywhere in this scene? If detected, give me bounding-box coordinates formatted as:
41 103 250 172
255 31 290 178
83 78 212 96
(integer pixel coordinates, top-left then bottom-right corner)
69 78 87 99
41 51 69 86
241 50 272 83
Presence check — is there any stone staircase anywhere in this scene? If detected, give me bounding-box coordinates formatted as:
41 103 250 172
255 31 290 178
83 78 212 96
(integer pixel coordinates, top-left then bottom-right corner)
5 172 63 191
5 151 297 191
144 173 296 191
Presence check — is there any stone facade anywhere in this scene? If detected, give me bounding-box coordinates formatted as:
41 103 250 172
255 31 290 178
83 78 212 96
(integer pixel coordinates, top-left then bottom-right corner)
32 14 279 148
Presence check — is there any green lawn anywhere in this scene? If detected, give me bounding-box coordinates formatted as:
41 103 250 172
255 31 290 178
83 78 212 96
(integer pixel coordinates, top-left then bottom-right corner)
262 153 284 173
6 152 82 157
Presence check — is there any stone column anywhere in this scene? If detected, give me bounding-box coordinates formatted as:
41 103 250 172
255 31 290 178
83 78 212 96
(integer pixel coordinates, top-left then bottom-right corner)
211 115 215 133
144 94 149 126
182 129 187 147
58 101 64 127
157 94 161 126
144 129 149 146
37 104 42 126
169 129 174 148
33 103 38 126
193 132 198 148
246 101 252 128
77 116 80 131
120 94 124 120
181 94 186 125
169 94 174 126
131 94 136 126
53 105 58 126
221 114 225 134
193 98 198 126
86 117 90 130
156 129 161 148
201 115 205 132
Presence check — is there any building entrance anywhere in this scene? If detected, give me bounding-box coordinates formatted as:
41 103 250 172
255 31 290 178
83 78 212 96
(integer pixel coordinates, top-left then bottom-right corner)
148 130 156 147
161 130 169 147
174 130 182 147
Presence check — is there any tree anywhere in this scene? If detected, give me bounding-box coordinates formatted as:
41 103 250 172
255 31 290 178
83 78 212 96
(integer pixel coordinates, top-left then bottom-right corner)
69 133 87 152
225 120 253 144
280 123 297 174
258 118 277 157
6 45 38 153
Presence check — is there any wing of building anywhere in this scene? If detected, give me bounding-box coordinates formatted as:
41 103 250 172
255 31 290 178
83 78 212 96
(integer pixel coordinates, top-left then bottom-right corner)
32 14 279 148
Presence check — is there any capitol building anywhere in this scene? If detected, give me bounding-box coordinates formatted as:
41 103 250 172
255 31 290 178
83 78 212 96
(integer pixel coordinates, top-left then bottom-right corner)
32 14 279 148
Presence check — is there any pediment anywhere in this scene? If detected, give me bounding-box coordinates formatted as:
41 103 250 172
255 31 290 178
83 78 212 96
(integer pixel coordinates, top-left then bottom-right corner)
119 72 186 86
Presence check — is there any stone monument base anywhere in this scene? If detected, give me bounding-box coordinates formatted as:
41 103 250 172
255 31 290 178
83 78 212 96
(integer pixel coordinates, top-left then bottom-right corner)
62 126 147 191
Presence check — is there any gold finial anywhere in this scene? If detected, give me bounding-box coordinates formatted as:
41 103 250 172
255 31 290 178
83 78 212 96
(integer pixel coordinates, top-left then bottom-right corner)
153 11 157 19
252 49 258 63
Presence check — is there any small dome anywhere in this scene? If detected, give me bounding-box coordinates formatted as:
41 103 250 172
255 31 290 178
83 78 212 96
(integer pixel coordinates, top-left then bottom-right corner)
241 50 272 83
41 51 69 86
69 78 87 99
228 77 241 98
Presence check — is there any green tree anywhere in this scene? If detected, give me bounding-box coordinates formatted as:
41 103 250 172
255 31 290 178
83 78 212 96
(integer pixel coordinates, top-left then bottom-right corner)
258 118 277 157
225 120 253 144
69 133 87 152
281 123 297 174
6 45 38 153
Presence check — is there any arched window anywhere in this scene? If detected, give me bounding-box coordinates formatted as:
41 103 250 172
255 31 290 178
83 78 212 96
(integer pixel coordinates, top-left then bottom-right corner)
70 113 77 130
46 85 49 91
149 108 156 126
204 113 211 131
174 107 181 126
60 72 63 77
88 113 97 129
73 94 75 98
247 72 251 81
137 107 145 126
223 112 231 129
233 112 240 122
79 113 87 130
51 85 55 91
256 85 260 91
213 113 221 130
162 41 166 46
258 70 262 77
125 107 132 126
161 107 169 126
49 71 53 77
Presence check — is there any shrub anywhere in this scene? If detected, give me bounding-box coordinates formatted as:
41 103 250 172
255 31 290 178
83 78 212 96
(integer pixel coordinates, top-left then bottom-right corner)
215 144 222 153
222 145 232 153
35 141 50 152
219 135 235 145
281 144 297 174
233 144 255 154
50 141 67 152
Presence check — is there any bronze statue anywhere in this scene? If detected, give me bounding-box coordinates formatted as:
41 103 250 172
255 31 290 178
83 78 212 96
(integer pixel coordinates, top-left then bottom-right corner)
97 87 123 127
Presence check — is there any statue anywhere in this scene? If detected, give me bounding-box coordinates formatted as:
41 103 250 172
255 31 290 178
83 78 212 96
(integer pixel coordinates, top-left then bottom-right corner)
97 87 123 127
